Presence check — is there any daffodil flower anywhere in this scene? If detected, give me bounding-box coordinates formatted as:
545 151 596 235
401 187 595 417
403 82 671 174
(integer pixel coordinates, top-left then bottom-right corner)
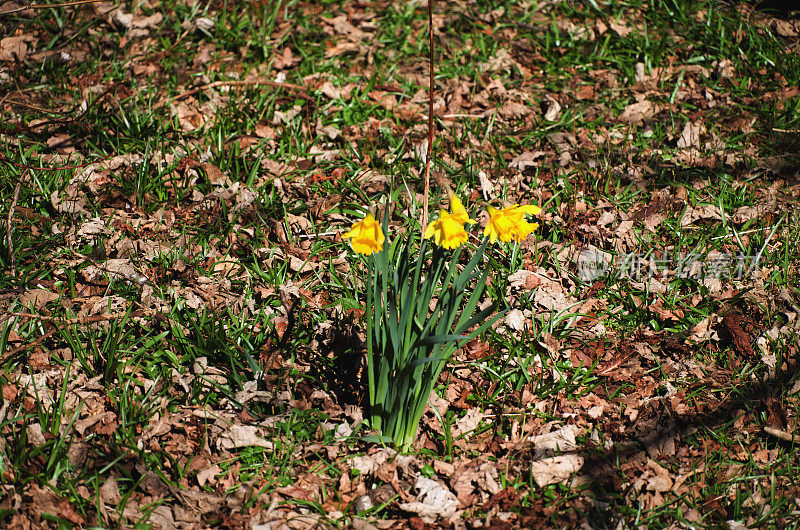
343 213 385 254
448 193 472 225
484 204 542 244
424 195 476 249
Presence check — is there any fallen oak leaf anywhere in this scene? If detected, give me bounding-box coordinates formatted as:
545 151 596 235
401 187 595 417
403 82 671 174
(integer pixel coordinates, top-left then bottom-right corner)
0 35 37 62
398 477 458 524
619 99 660 125
530 455 584 487
529 425 581 459
27 484 86 526
216 424 274 451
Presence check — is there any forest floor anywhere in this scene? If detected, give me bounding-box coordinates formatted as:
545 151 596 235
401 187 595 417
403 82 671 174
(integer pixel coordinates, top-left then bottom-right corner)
2 0 800 528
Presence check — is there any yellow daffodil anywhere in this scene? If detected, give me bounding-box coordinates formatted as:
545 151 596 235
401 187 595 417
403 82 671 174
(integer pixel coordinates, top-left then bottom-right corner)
448 194 472 225
424 195 477 249
484 204 542 244
343 213 385 254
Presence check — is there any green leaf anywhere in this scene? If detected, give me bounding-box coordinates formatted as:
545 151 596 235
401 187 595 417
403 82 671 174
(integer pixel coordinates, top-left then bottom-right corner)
415 333 470 346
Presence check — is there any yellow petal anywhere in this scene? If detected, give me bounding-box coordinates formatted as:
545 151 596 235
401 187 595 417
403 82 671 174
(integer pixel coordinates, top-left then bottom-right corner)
425 210 469 249
485 204 540 244
449 195 473 225
423 221 436 240
343 213 385 254
517 204 542 216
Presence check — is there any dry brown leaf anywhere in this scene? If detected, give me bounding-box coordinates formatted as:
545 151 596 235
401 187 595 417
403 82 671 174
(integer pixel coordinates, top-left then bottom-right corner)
18 288 59 309
677 121 705 149
216 424 274 451
530 455 584 487
0 35 36 62
504 309 526 332
543 95 562 121
27 484 86 526
398 477 458 524
609 21 633 37
451 408 485 440
619 99 660 125
499 100 529 120
529 425 581 459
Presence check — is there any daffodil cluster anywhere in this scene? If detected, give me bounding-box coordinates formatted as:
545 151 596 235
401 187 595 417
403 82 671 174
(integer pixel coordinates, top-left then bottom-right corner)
343 196 541 253
341 191 541 452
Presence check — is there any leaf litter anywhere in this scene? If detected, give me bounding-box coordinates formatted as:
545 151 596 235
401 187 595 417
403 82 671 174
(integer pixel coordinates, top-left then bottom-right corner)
1 0 800 528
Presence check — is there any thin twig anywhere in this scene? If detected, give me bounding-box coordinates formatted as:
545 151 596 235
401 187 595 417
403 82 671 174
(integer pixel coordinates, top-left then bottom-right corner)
155 78 310 110
0 152 118 172
2 99 80 115
423 113 486 120
0 0 104 15
4 327 58 358
1 312 60 322
421 0 434 232
764 426 800 443
6 175 23 277
130 27 191 63
711 226 776 240
597 349 636 376
1 83 117 133
65 247 151 287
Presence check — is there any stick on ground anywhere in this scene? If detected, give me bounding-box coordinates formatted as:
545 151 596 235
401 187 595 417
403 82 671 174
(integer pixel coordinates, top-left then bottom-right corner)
6 177 22 277
421 0 434 232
